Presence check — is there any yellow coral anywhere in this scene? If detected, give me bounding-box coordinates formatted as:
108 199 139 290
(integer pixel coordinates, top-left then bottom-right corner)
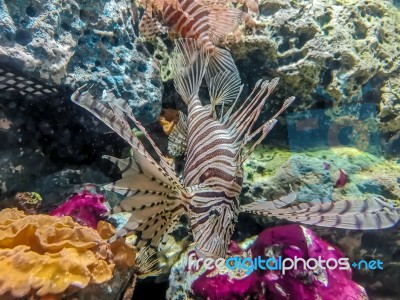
0 208 135 298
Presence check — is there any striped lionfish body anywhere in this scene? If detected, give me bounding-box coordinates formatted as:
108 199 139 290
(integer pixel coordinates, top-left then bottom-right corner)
140 0 241 50
71 39 399 260
139 0 243 76
169 39 298 257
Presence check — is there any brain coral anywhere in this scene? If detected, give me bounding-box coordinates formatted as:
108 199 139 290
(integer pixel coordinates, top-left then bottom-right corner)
0 208 135 298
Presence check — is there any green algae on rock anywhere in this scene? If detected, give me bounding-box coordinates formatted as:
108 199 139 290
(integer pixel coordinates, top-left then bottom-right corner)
241 145 400 205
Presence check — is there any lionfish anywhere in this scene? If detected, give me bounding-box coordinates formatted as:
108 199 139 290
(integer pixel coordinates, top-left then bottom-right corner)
139 0 240 45
138 0 250 74
71 39 399 259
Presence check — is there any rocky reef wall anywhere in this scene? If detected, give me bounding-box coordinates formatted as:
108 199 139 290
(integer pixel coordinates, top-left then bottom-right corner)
0 0 162 123
0 0 165 200
230 0 400 155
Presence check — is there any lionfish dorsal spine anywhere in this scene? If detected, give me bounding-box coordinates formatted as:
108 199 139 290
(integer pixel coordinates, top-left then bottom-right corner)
171 39 210 104
206 69 242 119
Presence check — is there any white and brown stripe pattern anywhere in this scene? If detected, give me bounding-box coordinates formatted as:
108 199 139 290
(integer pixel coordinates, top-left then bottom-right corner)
243 196 400 230
71 88 189 249
183 100 243 257
155 0 241 50
71 37 399 262
172 39 289 258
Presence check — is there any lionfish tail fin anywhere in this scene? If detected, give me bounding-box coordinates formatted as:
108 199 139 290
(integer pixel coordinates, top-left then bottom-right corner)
171 38 209 103
245 196 400 230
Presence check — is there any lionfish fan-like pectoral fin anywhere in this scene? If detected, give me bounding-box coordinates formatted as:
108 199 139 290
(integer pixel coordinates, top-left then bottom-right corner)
207 4 242 44
207 70 242 118
102 156 176 195
72 88 183 189
171 39 210 103
241 192 297 212
247 197 400 230
168 111 188 157
206 47 239 83
109 192 187 250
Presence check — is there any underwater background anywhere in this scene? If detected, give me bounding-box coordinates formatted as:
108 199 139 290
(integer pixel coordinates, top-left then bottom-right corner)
0 0 399 299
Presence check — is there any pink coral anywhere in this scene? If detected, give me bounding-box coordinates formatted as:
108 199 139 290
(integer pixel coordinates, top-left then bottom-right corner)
190 225 368 300
335 169 348 188
50 191 108 228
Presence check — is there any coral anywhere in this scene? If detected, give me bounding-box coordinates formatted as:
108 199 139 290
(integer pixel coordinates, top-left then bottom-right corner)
157 235 191 278
15 192 42 214
159 118 174 135
0 208 135 298
0 192 43 214
334 169 348 188
49 190 108 228
168 225 368 300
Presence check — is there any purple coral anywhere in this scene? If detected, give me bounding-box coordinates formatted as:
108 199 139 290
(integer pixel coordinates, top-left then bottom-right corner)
50 191 108 228
190 225 367 300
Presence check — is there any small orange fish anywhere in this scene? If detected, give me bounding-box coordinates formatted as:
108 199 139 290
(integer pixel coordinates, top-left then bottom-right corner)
159 108 180 135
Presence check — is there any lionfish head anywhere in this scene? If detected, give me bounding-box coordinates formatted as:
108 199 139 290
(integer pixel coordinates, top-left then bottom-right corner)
189 193 239 259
